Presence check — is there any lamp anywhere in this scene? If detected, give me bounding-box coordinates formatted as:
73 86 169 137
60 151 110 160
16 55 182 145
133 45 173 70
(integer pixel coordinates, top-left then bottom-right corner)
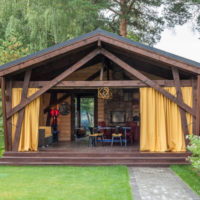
98 87 112 99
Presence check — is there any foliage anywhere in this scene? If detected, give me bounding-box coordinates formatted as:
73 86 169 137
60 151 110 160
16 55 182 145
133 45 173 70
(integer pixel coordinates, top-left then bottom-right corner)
81 98 94 127
0 0 198 57
0 165 132 200
0 35 29 65
187 135 200 173
170 165 200 196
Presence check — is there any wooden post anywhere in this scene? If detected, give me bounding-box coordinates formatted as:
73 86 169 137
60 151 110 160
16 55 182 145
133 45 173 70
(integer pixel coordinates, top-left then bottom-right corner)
13 70 31 151
172 68 189 140
192 78 197 135
71 93 75 141
196 75 200 136
1 77 8 151
5 79 12 151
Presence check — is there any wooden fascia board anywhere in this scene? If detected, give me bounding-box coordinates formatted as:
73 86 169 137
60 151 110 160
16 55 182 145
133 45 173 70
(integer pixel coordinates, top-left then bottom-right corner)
99 35 200 74
0 35 100 76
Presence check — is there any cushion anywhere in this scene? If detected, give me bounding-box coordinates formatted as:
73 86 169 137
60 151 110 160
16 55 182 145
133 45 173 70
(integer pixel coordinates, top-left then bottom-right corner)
39 126 52 138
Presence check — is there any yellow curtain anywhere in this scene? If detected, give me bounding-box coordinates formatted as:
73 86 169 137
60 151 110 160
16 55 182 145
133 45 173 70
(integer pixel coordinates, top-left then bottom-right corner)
12 88 40 152
140 87 192 152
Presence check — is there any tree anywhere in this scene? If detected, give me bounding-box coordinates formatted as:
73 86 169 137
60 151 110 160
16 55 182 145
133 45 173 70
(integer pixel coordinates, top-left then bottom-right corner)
0 35 29 65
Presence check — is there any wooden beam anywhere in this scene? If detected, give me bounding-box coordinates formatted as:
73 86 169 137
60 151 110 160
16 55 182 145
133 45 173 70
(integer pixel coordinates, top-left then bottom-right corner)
5 79 12 151
99 35 200 74
172 67 189 139
100 48 195 116
1 77 8 151
0 36 99 76
12 80 193 88
196 75 200 136
13 70 32 151
7 49 100 119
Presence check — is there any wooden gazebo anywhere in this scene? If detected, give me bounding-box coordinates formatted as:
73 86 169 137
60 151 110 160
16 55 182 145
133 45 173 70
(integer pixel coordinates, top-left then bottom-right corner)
0 29 199 166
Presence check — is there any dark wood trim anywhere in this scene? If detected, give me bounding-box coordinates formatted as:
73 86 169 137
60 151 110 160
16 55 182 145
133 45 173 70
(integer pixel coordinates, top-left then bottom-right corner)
172 68 189 139
77 96 81 128
12 80 193 88
192 78 197 135
99 35 200 74
1 34 199 77
196 75 200 136
5 79 12 151
100 64 104 81
7 49 100 119
71 93 75 141
0 36 99 76
1 77 8 151
101 48 195 116
12 70 32 151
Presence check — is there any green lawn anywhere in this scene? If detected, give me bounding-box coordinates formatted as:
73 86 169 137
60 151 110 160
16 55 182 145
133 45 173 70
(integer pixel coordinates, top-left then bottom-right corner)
170 165 200 196
0 165 133 200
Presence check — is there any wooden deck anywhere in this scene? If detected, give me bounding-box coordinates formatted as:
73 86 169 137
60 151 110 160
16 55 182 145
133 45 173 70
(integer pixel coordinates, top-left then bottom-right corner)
0 141 191 166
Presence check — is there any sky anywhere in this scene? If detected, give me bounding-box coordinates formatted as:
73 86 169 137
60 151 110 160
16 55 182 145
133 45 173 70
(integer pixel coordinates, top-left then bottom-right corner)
156 23 200 63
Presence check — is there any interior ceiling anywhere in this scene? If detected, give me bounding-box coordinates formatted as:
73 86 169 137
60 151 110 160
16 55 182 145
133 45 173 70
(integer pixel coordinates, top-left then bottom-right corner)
10 39 194 81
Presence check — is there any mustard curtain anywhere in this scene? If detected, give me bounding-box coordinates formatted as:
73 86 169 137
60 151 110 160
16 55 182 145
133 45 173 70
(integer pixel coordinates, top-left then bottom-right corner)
12 88 40 152
140 87 192 152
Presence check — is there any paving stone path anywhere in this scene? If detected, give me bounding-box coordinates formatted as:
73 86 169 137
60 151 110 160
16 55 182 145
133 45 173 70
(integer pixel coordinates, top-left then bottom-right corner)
129 167 200 200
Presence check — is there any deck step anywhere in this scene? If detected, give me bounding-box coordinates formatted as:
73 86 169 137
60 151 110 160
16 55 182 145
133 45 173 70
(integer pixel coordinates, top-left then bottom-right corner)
3 151 191 158
0 161 189 167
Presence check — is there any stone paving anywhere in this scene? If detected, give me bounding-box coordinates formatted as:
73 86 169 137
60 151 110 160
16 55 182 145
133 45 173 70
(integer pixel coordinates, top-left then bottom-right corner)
129 167 200 200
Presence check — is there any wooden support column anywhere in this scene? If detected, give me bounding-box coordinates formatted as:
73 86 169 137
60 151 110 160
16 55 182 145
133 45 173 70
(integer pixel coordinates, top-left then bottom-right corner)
192 78 197 135
196 75 200 136
13 70 31 151
172 68 189 139
1 77 8 151
71 93 75 141
100 48 195 116
5 79 12 151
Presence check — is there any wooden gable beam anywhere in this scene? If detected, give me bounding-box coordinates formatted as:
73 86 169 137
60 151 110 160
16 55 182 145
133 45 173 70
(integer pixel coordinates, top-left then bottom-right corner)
99 35 200 74
0 36 99 76
13 70 32 151
7 49 100 119
172 68 189 139
100 48 195 116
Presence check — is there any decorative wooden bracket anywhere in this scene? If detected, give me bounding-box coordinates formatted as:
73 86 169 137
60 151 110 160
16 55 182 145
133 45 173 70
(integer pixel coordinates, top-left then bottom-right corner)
100 48 195 116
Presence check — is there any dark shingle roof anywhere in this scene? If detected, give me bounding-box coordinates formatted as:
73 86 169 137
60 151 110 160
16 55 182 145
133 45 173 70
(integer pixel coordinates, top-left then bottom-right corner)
0 28 200 72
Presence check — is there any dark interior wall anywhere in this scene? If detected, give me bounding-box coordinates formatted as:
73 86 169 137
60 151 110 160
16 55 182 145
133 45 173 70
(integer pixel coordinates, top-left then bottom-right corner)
103 89 140 126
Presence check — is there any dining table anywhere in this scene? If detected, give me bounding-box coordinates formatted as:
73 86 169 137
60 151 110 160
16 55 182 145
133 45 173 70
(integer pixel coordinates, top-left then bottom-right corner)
95 126 131 147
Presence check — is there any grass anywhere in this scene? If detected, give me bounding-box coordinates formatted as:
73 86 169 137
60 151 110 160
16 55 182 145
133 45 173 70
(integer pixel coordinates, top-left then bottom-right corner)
170 165 200 196
0 165 133 200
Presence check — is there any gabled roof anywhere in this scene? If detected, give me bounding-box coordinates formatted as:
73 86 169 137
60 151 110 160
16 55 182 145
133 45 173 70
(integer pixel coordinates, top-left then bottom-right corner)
0 28 200 76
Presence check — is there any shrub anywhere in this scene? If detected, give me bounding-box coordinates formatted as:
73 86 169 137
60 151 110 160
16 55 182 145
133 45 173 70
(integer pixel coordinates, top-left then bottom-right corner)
187 135 200 174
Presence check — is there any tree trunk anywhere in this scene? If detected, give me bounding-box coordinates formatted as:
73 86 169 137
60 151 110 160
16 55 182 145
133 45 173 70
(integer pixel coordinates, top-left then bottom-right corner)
120 0 127 37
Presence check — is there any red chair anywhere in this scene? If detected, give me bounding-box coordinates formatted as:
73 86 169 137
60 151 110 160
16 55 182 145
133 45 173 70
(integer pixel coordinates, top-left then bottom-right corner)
98 121 112 139
125 121 136 145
